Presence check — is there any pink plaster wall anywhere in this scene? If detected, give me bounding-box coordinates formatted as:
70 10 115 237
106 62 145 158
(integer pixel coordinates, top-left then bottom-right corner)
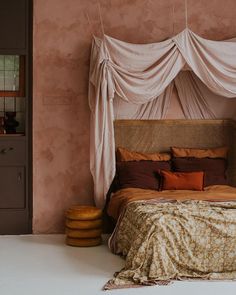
33 0 236 233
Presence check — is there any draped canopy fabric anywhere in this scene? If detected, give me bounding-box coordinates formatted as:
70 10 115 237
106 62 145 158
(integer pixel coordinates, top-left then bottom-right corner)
89 28 236 208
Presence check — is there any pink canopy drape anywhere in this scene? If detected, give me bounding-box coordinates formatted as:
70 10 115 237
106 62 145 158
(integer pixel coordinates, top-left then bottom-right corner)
89 29 236 208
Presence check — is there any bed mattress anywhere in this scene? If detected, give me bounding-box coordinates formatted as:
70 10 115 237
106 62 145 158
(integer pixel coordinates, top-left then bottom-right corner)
105 185 236 289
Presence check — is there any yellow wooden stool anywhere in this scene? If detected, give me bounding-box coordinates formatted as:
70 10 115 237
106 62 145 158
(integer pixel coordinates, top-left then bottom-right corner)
65 205 102 247
66 237 102 247
66 206 102 220
65 218 102 230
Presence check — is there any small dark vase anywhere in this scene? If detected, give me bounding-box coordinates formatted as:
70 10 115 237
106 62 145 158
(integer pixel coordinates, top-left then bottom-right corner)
4 112 19 134
0 117 5 134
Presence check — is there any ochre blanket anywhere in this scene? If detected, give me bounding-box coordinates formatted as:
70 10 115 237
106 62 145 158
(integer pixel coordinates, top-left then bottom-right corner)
107 185 236 220
105 186 236 289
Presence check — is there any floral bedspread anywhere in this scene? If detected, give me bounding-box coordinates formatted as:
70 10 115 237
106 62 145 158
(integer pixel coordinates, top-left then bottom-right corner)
105 199 236 289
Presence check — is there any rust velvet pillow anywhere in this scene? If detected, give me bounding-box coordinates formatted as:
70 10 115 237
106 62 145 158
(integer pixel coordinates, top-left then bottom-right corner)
117 147 171 162
116 161 171 190
172 157 227 187
171 146 228 159
160 170 204 191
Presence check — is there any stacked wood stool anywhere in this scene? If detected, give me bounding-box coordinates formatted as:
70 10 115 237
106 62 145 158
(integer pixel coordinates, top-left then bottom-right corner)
65 205 103 247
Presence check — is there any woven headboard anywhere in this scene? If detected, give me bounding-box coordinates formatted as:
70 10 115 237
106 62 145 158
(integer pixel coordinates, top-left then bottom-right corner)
114 119 236 186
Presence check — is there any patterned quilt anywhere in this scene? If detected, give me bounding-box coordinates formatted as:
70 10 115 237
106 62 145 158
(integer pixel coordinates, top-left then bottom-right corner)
105 198 236 289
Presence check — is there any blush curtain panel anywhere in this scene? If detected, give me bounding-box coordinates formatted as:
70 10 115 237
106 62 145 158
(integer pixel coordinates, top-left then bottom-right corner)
174 71 216 119
113 82 174 120
89 28 236 208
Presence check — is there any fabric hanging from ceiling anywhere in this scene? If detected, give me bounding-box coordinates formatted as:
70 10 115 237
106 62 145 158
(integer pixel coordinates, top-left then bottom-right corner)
113 82 174 120
174 71 216 119
191 72 236 119
181 72 236 119
89 28 236 208
114 72 217 121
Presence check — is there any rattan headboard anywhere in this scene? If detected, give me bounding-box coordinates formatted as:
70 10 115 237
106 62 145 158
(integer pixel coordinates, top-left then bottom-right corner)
114 119 236 186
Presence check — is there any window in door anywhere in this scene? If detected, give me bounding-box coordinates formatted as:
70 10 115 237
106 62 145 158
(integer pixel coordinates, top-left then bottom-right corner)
0 55 25 134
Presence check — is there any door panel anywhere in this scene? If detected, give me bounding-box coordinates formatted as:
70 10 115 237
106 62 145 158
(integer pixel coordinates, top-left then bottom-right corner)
0 166 25 209
0 141 26 165
0 0 31 234
0 0 26 49
0 210 29 234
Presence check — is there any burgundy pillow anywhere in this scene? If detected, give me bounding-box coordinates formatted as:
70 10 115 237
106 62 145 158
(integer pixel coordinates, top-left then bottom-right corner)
116 161 171 190
172 157 227 187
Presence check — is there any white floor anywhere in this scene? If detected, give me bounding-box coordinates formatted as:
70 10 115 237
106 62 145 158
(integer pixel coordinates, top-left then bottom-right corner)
0 235 235 295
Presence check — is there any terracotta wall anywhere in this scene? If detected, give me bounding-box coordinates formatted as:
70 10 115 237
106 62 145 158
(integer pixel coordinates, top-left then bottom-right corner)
33 0 236 233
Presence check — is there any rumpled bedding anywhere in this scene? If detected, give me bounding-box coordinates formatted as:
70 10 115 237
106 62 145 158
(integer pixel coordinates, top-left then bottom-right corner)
105 186 236 289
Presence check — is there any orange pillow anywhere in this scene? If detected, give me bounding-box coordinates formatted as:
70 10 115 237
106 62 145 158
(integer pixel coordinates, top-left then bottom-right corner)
171 146 228 159
117 147 171 162
160 170 204 191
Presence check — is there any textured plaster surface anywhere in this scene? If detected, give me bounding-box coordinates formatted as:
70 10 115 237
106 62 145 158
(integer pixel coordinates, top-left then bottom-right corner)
33 0 236 233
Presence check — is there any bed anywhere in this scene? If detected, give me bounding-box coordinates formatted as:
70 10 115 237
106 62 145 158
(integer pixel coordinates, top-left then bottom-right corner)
104 119 236 290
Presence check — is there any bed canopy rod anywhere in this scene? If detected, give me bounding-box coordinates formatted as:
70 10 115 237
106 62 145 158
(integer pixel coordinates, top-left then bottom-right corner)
185 0 188 28
85 1 105 37
98 1 105 35
85 12 94 37
85 0 189 39
172 3 175 36
172 0 188 35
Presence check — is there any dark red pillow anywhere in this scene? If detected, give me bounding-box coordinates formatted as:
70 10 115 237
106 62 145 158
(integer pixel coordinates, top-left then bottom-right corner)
116 161 171 190
172 157 227 187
